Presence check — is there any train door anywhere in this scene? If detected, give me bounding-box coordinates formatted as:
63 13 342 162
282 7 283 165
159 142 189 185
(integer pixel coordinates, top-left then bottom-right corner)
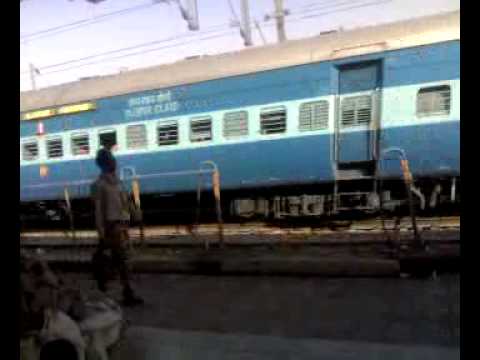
335 61 381 173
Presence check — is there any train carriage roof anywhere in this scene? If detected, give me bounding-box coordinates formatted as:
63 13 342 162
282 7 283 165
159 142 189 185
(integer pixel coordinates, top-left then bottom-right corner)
20 10 459 113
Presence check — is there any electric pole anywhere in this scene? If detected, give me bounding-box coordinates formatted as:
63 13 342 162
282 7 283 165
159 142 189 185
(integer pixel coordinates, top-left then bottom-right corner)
29 63 37 91
254 20 267 45
178 0 200 31
240 0 252 46
274 0 287 43
265 0 288 43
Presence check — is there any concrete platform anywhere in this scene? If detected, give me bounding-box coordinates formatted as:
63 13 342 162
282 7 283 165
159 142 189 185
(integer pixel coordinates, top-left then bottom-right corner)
47 250 402 276
63 274 459 348
111 326 459 360
44 242 460 277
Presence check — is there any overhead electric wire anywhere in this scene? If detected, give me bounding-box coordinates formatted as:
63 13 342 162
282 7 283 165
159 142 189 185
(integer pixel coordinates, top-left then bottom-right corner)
227 0 240 21
20 0 161 42
20 22 231 76
20 0 392 80
28 30 237 77
295 0 361 12
289 0 391 17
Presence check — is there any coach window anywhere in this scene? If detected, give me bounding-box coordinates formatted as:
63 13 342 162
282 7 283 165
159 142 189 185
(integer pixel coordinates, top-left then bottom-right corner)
190 117 212 142
99 130 117 149
340 96 372 127
260 106 287 134
416 85 451 117
47 137 63 159
22 140 39 161
299 101 329 131
71 133 90 156
157 121 179 146
223 111 248 138
127 124 148 149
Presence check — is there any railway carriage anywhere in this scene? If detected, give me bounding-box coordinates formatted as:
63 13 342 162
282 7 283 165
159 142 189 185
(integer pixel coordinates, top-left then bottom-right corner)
20 11 460 222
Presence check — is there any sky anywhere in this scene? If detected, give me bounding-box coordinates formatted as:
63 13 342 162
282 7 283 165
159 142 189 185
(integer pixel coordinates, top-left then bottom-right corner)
20 0 460 92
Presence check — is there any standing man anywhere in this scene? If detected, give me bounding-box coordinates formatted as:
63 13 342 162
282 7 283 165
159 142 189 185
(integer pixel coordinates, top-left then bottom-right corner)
91 141 143 306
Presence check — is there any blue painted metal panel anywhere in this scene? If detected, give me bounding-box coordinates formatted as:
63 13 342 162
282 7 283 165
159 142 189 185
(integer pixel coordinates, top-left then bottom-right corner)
338 63 380 94
20 121 459 202
20 134 334 201
383 42 460 88
338 131 374 163
379 121 460 178
20 41 459 137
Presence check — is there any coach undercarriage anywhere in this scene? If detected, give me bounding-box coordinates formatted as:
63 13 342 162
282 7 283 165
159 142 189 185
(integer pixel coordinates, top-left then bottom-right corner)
20 176 459 231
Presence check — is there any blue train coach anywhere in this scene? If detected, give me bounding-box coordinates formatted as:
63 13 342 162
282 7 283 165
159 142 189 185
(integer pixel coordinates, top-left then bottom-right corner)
20 11 459 220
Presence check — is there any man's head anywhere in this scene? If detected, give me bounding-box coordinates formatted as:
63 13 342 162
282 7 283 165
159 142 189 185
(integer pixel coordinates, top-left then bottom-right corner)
95 148 117 174
102 138 115 151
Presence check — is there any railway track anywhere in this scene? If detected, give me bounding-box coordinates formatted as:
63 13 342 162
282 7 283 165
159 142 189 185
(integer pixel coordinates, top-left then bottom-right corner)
20 216 459 276
21 216 459 248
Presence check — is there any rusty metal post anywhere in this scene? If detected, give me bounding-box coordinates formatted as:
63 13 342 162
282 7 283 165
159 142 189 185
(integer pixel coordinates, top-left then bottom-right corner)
212 168 224 248
380 148 424 249
451 177 457 202
63 186 78 263
195 173 203 226
63 186 76 243
131 178 145 249
399 159 422 247
195 173 208 250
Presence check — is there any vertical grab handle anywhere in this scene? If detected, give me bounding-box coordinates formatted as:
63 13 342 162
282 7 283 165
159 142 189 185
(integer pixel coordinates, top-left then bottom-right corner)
379 148 423 249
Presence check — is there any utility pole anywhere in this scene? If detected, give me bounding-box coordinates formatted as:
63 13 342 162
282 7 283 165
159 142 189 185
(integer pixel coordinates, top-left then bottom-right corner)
240 0 252 46
265 0 288 43
29 63 37 91
254 20 267 45
273 0 287 43
178 0 200 31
